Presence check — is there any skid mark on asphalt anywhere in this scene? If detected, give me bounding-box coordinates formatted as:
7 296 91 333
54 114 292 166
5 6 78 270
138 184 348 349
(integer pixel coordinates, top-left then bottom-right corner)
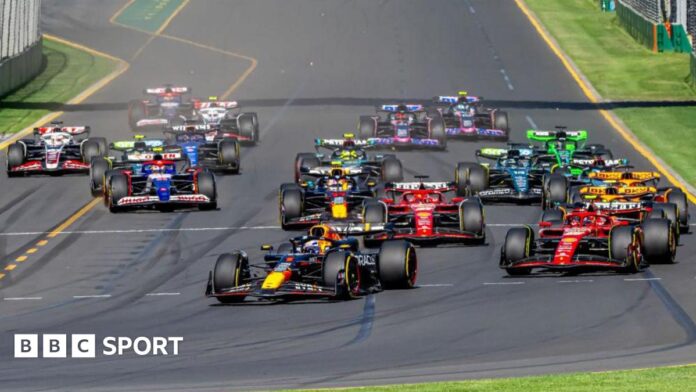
345 294 376 346
643 270 696 343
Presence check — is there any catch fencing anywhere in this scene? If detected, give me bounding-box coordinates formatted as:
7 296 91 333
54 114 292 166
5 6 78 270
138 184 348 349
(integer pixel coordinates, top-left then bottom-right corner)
0 0 43 97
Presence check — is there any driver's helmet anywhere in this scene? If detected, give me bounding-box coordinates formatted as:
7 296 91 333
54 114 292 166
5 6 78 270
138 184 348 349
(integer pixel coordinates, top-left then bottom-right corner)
134 141 147 152
568 216 582 227
343 139 355 148
518 158 531 168
149 164 164 173
302 239 332 255
596 215 608 226
582 216 594 226
394 105 409 120
309 225 328 238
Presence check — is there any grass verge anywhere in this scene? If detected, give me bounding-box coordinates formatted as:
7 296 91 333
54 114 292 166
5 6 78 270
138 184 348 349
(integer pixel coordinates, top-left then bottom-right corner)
0 37 117 135
287 364 696 391
525 0 696 187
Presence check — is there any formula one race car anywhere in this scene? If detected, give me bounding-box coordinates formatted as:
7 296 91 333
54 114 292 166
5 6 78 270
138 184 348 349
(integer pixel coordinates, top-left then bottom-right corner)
6 123 106 177
429 93 509 140
104 159 217 212
455 148 564 205
570 175 689 235
499 204 675 275
128 85 194 130
358 104 446 149
527 128 613 168
361 177 486 246
205 223 417 303
89 136 187 196
295 134 403 183
279 167 378 229
164 128 240 174
188 97 259 143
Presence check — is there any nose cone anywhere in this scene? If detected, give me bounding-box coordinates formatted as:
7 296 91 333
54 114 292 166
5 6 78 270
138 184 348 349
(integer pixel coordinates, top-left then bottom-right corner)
261 272 286 290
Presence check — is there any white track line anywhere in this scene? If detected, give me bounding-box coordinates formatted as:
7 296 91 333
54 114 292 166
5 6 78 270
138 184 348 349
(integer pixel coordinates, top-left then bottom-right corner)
417 284 454 288
624 278 661 282
483 282 525 285
145 292 181 296
558 279 594 283
4 297 42 301
500 69 515 90
73 294 112 299
526 115 538 129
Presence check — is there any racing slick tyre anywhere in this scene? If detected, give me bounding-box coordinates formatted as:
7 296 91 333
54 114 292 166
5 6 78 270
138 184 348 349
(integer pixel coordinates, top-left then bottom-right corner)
218 140 240 174
540 208 565 226
459 200 485 243
363 200 387 224
108 174 129 213
542 174 569 210
359 116 377 139
610 226 642 273
280 188 303 229
88 137 108 155
6 143 25 177
501 227 534 275
81 140 102 163
197 171 218 210
493 111 509 133
642 218 676 264
213 252 250 303
238 113 258 143
295 153 320 182
378 240 417 289
667 189 689 233
90 157 111 197
127 100 148 130
322 251 361 299
381 157 403 182
649 202 679 243
455 162 489 196
429 116 447 149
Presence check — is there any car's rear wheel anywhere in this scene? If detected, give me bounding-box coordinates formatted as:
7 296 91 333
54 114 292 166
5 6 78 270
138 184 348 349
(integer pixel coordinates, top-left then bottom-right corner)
295 153 320 182
7 143 25 177
218 140 240 174
493 110 509 133
359 116 376 139
197 171 217 210
543 174 568 209
455 162 488 196
378 240 417 289
667 189 689 233
280 188 303 229
213 252 250 303
88 137 107 156
459 200 485 242
501 227 534 275
363 200 387 224
642 218 675 264
429 115 447 149
380 157 403 182
128 100 147 130
108 174 129 213
238 113 258 142
610 226 641 272
649 202 679 243
90 157 111 197
82 140 102 163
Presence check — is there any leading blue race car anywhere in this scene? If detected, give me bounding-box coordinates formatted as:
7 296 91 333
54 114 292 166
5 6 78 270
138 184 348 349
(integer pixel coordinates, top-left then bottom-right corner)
164 127 240 174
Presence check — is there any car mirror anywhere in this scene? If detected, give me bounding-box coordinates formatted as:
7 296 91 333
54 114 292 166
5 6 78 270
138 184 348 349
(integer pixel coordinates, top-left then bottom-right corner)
539 221 552 228
260 244 273 251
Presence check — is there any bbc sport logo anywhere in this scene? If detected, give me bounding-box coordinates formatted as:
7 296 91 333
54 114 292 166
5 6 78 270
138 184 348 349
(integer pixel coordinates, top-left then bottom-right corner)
14 334 183 358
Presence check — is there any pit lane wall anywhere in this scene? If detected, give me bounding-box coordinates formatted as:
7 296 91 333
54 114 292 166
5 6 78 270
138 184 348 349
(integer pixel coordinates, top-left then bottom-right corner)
0 0 43 97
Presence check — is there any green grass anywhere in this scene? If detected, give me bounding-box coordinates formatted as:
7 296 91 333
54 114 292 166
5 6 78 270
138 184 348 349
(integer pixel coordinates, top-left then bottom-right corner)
287 364 696 391
525 0 696 187
0 37 117 135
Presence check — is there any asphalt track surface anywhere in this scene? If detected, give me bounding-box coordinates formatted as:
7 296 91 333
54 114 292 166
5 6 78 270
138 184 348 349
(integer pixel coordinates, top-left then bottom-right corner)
1 1 695 391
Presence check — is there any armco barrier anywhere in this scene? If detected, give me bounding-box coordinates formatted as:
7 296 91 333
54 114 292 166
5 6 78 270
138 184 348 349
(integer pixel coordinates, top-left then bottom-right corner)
0 39 43 97
617 1 657 50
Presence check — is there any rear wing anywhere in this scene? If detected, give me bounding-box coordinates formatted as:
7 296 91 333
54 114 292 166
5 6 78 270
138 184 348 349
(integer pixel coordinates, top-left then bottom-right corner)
584 201 643 211
588 171 659 182
305 165 367 177
196 100 238 109
123 150 183 162
314 138 373 148
34 126 90 136
527 129 588 143
144 86 190 94
326 222 390 236
571 158 628 168
579 185 657 197
110 139 165 151
433 95 480 104
384 181 455 192
379 104 424 112
476 147 535 160
169 124 216 132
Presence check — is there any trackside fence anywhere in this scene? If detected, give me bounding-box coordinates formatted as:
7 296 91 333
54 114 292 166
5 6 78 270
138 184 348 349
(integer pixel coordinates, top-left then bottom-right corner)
0 0 43 97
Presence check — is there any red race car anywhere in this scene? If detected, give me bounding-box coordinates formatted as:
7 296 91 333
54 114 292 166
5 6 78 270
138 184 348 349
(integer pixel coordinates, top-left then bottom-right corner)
499 204 675 276
362 177 485 246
